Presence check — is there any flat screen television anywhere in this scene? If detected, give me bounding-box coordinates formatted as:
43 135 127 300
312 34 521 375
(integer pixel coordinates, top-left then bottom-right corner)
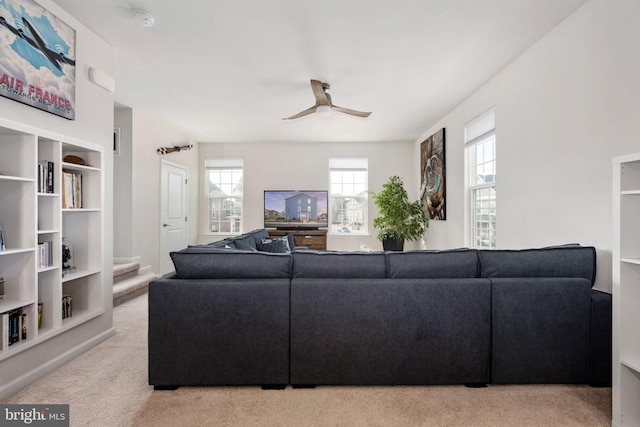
264 190 328 229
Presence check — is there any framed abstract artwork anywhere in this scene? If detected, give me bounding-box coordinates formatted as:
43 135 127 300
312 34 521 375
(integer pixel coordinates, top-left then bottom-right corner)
420 128 446 220
0 0 76 119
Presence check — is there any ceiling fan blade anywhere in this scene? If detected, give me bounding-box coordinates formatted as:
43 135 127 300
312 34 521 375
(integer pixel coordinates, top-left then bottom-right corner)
310 79 330 106
332 105 372 118
282 105 316 120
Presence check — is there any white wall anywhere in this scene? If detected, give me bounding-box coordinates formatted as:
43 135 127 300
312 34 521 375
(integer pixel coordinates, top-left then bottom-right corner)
128 110 198 274
414 0 640 292
0 0 115 398
113 107 133 260
198 140 416 251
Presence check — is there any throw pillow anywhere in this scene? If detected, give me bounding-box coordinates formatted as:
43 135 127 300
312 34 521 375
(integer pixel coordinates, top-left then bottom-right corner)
258 237 291 253
285 234 295 250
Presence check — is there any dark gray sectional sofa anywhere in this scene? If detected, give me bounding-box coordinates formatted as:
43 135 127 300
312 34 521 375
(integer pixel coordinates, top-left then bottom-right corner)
148 229 611 390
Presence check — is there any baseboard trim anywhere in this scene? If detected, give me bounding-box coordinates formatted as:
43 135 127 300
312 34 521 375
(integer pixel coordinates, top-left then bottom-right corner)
0 327 116 400
138 265 153 275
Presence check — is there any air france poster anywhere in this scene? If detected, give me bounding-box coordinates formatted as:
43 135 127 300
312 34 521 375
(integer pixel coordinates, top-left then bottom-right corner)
0 0 76 120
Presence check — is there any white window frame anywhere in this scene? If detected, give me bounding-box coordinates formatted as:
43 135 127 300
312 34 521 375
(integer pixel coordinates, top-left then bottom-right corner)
329 157 368 235
465 108 496 249
204 158 243 235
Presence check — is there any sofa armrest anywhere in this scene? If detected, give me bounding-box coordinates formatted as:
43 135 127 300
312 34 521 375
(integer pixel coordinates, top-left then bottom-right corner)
590 289 612 386
148 277 290 387
491 277 592 384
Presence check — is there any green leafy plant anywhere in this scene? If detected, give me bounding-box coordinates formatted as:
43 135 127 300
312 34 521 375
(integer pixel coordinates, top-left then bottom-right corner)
370 175 429 242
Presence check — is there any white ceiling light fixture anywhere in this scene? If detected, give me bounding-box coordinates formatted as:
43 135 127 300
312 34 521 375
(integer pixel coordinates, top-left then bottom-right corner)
315 104 332 117
132 9 154 27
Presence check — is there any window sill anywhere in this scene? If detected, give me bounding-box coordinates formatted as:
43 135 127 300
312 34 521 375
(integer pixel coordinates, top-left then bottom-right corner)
328 233 371 238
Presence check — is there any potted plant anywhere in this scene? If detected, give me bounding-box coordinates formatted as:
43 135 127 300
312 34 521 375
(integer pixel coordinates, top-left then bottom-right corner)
370 175 429 251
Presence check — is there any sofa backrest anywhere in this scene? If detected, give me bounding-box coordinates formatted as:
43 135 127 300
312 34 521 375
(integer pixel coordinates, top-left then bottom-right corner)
170 248 292 279
387 249 479 278
175 230 596 284
292 250 387 278
478 246 596 284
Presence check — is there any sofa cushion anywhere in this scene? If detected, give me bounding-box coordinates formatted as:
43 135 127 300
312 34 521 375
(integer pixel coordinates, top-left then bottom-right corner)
188 238 232 249
170 249 291 279
387 249 479 278
258 237 291 253
478 246 596 284
284 234 295 250
292 250 386 278
247 228 270 245
233 234 258 251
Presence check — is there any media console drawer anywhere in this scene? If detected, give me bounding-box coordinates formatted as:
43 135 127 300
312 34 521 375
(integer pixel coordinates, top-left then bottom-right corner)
267 229 327 250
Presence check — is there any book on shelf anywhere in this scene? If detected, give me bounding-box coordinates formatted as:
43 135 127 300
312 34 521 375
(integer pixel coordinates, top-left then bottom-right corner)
38 161 54 193
0 277 4 300
38 303 43 329
38 241 54 268
1 313 7 350
1 308 27 350
62 295 72 319
0 224 5 252
61 171 82 209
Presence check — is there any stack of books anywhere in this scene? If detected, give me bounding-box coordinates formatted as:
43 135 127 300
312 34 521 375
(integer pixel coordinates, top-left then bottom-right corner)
38 241 54 268
62 171 82 209
38 161 54 193
62 295 72 319
1 309 27 350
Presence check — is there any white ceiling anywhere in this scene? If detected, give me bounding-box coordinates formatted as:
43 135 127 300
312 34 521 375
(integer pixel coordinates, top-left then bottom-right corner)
52 0 588 143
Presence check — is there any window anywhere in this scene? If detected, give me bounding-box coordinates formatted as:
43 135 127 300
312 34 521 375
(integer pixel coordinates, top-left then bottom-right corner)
205 158 243 233
465 108 496 248
329 158 368 234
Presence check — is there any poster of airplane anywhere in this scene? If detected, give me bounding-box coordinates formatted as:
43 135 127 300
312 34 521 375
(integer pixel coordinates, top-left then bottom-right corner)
0 0 76 120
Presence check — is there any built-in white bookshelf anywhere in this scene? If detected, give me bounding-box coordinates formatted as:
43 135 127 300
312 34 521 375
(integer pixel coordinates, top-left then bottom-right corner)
612 153 640 427
0 123 104 359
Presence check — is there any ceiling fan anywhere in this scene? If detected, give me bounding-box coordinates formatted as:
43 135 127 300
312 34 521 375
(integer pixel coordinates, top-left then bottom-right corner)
283 79 372 120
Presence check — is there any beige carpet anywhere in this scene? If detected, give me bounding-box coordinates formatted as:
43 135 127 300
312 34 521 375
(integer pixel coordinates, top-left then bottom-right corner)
5 293 611 427
133 384 610 427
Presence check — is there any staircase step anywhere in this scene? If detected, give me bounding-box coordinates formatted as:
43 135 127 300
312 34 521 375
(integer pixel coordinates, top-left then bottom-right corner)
113 262 141 284
113 272 158 307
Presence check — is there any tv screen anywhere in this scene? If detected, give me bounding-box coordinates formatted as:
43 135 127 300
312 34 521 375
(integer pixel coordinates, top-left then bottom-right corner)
264 190 328 229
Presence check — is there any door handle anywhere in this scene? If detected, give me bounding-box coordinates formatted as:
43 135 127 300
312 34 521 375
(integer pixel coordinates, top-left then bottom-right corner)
163 223 170 227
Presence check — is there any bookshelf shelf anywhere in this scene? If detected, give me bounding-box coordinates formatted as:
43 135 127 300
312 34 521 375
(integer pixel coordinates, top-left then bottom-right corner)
0 175 34 183
621 358 640 374
61 269 100 283
61 162 100 172
62 209 101 213
0 299 33 315
0 248 34 256
37 230 60 235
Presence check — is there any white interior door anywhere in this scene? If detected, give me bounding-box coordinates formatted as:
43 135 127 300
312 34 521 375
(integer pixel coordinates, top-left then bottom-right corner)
160 161 188 275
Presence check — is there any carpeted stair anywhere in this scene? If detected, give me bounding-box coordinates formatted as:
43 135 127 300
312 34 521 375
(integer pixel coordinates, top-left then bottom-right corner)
113 262 158 307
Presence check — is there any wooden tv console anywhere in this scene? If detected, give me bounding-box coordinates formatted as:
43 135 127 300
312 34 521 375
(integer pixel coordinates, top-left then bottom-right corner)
267 229 327 250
